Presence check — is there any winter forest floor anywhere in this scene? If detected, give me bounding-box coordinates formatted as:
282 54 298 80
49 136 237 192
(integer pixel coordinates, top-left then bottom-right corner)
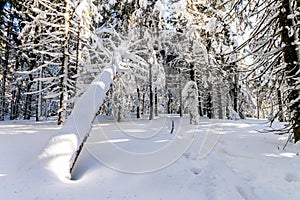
0 115 299 200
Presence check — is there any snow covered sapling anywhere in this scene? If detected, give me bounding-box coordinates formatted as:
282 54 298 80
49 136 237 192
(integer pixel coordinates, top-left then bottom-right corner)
227 105 240 120
182 81 199 125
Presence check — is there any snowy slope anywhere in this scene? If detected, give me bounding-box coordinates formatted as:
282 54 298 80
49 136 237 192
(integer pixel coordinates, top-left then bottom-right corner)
0 116 299 200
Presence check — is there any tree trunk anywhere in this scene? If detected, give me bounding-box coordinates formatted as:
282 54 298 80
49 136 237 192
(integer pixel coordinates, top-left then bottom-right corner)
68 65 119 178
74 20 80 95
24 70 34 120
137 87 141 119
256 89 260 119
149 64 153 120
58 70 68 125
36 69 43 121
10 87 20 120
0 3 15 121
207 92 212 119
117 104 122 122
24 90 33 120
198 89 203 117
278 0 300 142
233 72 238 112
190 64 195 81
154 87 158 117
167 90 172 114
218 85 223 119
180 85 183 118
277 89 284 122
0 53 8 120
10 90 16 120
142 90 145 115
58 1 71 125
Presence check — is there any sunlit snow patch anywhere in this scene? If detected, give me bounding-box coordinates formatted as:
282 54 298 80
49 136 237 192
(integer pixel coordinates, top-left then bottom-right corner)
39 134 78 179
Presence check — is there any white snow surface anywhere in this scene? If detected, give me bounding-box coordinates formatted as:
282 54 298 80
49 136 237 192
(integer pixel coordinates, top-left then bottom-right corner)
0 116 300 200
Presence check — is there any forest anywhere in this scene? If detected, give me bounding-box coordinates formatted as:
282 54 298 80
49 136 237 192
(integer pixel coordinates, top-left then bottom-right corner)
0 0 299 142
0 1 300 199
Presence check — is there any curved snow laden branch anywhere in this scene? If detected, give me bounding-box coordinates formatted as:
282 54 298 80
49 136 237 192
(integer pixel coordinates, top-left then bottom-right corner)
42 63 118 179
44 29 149 178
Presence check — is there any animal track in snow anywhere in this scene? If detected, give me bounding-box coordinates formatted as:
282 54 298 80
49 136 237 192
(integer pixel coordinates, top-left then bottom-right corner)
285 173 299 182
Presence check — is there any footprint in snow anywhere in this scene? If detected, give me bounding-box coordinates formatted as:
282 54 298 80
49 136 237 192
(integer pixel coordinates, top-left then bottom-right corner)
183 152 191 159
285 173 299 182
191 167 202 175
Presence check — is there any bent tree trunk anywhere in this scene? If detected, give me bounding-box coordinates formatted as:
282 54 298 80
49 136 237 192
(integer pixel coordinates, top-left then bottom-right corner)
63 65 119 177
278 0 300 142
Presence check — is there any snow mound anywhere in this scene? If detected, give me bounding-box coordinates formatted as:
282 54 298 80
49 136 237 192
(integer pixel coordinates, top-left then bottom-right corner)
39 134 78 179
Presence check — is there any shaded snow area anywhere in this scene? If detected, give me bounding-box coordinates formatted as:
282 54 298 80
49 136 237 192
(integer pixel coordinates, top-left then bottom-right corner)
0 116 299 200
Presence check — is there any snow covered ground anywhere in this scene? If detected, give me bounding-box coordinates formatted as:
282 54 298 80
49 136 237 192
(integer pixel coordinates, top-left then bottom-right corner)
0 115 299 200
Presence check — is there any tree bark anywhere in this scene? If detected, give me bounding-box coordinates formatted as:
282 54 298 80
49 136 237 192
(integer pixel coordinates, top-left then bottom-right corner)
218 85 223 119
180 83 183 117
23 63 34 120
167 90 172 114
256 89 260 119
190 64 195 81
137 87 141 119
198 89 203 117
207 92 212 119
142 90 145 115
278 0 300 142
36 69 43 121
277 89 284 122
10 87 20 120
149 64 153 120
117 103 122 122
0 51 8 120
233 72 238 112
154 87 158 117
0 4 12 121
58 1 71 125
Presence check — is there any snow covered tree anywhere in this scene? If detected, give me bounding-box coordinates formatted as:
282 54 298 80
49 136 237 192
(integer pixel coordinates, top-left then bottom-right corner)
228 0 299 142
168 0 238 119
0 1 21 120
66 27 149 175
182 81 199 124
90 26 150 120
18 0 98 124
128 0 167 120
277 0 300 142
